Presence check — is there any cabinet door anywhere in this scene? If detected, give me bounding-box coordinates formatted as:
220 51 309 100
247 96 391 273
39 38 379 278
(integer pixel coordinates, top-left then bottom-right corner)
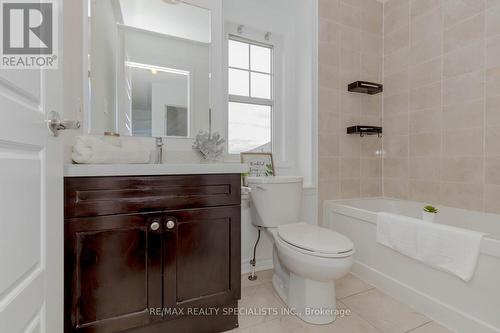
163 206 241 317
65 213 163 333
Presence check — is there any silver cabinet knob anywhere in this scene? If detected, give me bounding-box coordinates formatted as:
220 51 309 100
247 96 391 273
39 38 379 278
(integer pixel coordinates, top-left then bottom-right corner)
166 220 176 230
150 222 160 231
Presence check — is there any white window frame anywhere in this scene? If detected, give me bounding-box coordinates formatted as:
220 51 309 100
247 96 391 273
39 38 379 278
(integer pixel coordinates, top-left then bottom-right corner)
224 23 284 160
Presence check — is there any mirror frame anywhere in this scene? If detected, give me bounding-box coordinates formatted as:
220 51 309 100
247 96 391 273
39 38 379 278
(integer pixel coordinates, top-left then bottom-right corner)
81 0 224 143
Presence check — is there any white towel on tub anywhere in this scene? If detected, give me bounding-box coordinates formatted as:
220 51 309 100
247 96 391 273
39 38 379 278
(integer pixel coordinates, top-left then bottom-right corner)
376 212 486 282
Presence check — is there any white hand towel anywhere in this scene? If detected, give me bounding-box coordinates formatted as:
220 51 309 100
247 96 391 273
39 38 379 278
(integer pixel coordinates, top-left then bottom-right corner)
72 136 152 164
376 212 486 282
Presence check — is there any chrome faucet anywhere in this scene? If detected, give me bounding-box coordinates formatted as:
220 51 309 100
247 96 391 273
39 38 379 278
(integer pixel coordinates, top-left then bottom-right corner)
155 137 164 164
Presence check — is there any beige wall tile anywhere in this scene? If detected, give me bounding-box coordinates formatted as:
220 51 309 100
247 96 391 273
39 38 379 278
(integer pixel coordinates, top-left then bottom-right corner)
409 180 441 202
409 59 442 89
319 87 340 113
384 135 409 157
486 156 500 184
409 157 441 180
485 184 500 213
341 179 361 198
443 0 485 28
411 8 443 47
442 99 485 130
385 47 410 76
319 134 340 157
319 180 341 201
319 157 340 180
384 93 409 116
361 157 382 178
340 135 362 157
486 35 500 69
340 25 362 51
443 41 484 77
361 178 383 197
339 1 362 29
384 71 409 96
441 156 484 182
410 82 442 111
410 0 441 19
486 95 500 126
385 25 410 55
384 157 409 178
319 0 340 21
444 13 485 53
486 3 500 37
319 19 340 44
409 108 442 134
384 177 410 198
385 1 410 36
443 71 484 106
443 128 484 156
409 132 442 157
486 126 500 156
319 112 341 134
441 182 484 210
410 34 442 65
486 67 500 97
384 113 409 135
341 157 361 179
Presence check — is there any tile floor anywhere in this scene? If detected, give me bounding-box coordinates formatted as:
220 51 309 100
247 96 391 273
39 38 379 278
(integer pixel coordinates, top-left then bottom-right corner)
231 270 454 333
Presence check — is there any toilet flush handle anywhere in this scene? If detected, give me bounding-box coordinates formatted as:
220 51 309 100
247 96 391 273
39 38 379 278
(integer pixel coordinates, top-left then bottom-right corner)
255 185 267 191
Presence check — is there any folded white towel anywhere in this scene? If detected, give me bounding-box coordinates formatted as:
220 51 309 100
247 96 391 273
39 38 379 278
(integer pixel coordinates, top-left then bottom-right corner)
376 212 486 282
72 136 152 164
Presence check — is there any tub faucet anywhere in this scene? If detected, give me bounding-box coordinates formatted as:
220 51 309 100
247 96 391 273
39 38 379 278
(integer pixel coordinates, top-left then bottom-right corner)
155 137 164 164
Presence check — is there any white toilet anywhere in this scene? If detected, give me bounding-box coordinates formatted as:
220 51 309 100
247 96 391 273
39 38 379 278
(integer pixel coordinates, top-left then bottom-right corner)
247 176 354 325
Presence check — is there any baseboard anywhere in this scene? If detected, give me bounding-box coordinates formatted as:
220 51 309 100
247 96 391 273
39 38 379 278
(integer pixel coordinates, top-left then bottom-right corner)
352 261 500 333
241 258 273 275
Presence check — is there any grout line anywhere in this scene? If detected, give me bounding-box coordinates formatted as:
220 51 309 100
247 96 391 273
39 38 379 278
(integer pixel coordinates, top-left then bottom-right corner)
338 286 376 300
482 6 488 213
405 320 434 333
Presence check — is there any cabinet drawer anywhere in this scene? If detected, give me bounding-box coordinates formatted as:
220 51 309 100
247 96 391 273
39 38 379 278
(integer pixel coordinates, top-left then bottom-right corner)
65 174 241 218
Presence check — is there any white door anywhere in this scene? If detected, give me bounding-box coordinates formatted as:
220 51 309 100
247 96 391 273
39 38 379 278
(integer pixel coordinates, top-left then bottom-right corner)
0 0 64 332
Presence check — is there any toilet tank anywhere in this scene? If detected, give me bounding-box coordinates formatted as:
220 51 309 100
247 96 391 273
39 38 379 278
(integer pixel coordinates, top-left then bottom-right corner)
247 176 303 228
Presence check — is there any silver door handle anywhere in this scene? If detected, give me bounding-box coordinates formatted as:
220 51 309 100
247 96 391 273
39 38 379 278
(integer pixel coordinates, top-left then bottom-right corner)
47 111 80 136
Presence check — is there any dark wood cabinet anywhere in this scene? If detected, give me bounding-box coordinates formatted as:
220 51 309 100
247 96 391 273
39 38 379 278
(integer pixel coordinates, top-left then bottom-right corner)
65 174 241 333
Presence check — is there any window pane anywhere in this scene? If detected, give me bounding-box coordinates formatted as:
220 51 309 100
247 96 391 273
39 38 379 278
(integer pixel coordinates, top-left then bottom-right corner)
228 102 271 154
251 73 271 99
228 68 249 96
250 45 271 73
228 40 249 69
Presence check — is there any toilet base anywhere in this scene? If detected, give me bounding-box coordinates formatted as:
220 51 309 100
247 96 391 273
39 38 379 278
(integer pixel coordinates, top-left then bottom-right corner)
272 272 336 325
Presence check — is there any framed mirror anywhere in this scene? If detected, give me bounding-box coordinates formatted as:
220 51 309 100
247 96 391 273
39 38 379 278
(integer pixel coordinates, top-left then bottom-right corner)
83 0 222 138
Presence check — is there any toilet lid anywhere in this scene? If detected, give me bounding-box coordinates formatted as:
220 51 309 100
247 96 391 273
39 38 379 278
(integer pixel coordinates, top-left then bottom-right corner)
278 223 354 256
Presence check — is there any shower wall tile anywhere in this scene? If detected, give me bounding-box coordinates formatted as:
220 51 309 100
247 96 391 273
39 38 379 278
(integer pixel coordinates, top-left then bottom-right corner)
383 0 500 213
318 0 383 223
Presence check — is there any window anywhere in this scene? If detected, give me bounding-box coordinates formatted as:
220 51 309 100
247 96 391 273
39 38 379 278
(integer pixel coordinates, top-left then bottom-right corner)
227 37 273 154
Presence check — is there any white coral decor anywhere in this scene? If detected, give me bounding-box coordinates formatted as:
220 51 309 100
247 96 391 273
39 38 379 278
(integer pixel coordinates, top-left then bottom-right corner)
192 130 225 161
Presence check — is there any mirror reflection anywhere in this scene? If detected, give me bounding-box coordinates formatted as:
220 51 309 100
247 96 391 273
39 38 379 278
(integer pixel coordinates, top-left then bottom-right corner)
88 0 211 138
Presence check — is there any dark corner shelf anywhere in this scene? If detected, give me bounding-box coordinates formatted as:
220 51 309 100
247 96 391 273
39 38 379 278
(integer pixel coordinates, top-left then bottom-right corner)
347 126 383 138
348 81 383 95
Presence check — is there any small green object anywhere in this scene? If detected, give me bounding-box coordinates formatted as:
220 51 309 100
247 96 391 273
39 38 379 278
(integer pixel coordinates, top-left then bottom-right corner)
423 205 438 214
265 164 274 176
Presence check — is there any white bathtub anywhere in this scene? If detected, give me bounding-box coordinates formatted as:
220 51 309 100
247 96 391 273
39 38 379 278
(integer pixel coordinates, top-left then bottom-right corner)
325 198 500 333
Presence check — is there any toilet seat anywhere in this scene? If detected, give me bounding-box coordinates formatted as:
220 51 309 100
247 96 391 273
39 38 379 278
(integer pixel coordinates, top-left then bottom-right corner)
277 222 354 258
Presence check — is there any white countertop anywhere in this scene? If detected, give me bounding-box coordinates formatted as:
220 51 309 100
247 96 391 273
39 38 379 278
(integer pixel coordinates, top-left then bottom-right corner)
64 163 249 177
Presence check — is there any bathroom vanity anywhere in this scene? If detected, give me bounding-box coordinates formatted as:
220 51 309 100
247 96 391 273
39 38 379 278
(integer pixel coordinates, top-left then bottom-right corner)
64 165 245 333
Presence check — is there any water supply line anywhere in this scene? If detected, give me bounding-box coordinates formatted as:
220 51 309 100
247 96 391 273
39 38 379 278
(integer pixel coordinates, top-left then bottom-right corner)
248 227 262 281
